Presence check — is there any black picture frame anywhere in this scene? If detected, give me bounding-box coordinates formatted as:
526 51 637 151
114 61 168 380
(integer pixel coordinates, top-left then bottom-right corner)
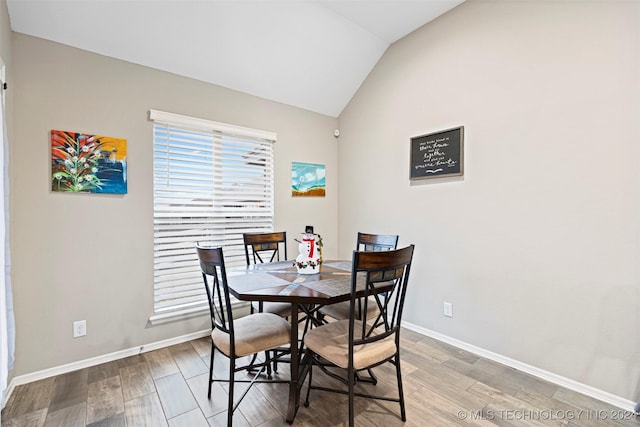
410 126 464 180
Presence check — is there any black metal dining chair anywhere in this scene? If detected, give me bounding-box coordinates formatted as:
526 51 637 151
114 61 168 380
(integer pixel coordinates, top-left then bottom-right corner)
356 232 399 252
243 231 288 265
243 231 291 317
196 244 291 427
303 245 415 427
319 232 399 321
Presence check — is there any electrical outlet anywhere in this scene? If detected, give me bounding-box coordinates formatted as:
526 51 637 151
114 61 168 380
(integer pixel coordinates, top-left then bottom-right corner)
73 320 86 338
443 302 453 318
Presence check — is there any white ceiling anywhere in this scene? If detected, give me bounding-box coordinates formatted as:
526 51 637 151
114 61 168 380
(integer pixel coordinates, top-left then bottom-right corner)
6 0 465 117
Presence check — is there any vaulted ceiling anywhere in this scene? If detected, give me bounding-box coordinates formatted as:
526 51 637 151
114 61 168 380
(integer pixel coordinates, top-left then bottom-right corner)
7 0 465 117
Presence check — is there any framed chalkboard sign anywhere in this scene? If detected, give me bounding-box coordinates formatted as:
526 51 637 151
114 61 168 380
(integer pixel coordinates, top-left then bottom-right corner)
410 126 464 180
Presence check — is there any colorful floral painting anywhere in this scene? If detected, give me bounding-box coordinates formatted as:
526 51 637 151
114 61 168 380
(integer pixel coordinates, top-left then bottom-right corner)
51 130 127 194
291 161 325 197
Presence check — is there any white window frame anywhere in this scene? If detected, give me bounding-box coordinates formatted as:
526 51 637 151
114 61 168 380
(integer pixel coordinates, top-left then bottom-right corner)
149 110 276 324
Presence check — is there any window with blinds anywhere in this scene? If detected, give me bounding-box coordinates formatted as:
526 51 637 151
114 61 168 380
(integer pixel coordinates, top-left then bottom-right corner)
150 110 276 317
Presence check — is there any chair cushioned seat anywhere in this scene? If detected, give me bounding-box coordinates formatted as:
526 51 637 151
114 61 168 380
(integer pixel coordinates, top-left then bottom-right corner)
212 312 290 358
304 319 396 370
319 298 379 321
252 301 291 317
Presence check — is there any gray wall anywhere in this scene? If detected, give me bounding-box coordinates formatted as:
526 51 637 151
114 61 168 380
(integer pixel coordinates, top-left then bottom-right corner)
337 0 640 401
10 33 338 376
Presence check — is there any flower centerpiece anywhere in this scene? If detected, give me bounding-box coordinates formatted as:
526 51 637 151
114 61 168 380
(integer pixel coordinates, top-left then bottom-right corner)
294 232 323 274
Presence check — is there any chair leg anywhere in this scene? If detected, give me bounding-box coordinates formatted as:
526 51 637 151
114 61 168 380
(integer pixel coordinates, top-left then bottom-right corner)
227 357 235 427
265 351 272 378
208 341 215 398
395 355 406 422
348 366 355 427
366 368 378 385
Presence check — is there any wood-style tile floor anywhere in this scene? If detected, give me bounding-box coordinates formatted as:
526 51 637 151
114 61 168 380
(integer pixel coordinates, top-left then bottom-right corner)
2 328 639 426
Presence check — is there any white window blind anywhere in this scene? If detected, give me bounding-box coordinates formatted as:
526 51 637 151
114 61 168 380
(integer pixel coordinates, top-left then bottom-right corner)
150 110 276 316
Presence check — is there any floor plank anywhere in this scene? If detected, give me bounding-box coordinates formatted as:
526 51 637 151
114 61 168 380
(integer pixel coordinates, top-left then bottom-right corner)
144 348 181 380
167 408 209 427
154 372 198 419
170 346 209 380
86 376 124 425
2 330 638 427
86 412 126 427
43 402 86 427
123 393 167 427
1 377 55 420
118 362 155 402
48 370 88 413
87 361 120 385
1 408 47 427
186 372 228 418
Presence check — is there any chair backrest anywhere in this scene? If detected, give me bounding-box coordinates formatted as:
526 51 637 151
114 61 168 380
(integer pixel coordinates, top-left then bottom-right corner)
356 232 399 252
348 245 415 349
243 231 288 266
196 245 236 346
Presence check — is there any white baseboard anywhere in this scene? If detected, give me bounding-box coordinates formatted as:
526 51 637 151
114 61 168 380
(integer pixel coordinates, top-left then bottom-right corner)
2 329 211 408
401 321 637 413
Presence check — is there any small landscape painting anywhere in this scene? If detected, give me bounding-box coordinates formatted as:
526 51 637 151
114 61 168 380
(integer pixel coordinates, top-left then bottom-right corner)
51 129 127 194
291 161 325 197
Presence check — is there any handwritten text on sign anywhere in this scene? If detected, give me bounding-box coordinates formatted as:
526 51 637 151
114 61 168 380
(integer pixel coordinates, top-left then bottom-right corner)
410 127 463 180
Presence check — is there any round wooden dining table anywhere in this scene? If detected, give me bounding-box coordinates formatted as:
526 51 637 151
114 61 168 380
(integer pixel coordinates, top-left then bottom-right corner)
225 260 363 424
